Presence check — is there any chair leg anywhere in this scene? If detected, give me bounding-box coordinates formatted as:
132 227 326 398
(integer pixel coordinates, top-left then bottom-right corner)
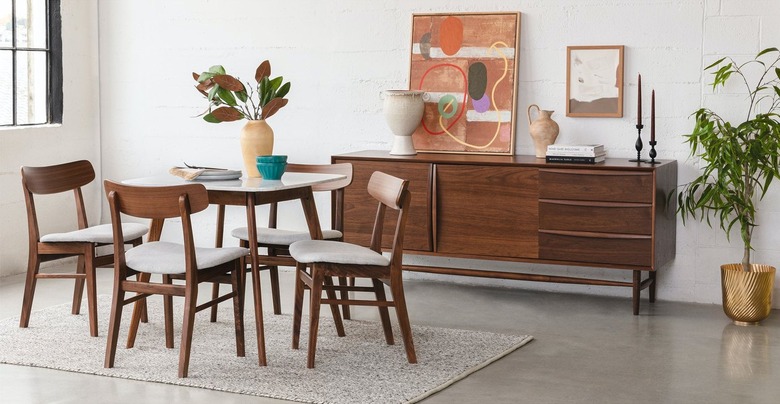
19 255 41 329
269 266 282 315
209 282 220 322
163 275 174 349
231 261 246 357
292 263 306 350
372 278 394 345
72 255 86 315
323 276 345 337
389 276 417 364
178 283 198 378
131 240 149 324
84 252 99 337
338 276 351 320
104 280 125 369
307 265 325 369
126 272 151 348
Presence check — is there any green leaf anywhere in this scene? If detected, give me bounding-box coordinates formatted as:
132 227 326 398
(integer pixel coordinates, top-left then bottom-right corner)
208 65 226 75
269 76 283 93
757 47 779 58
203 113 220 123
236 90 248 103
198 72 215 83
276 82 291 99
705 57 727 70
217 87 237 107
207 85 219 102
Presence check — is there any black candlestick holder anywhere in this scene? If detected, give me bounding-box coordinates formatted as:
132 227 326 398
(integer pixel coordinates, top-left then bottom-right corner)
647 140 660 164
629 124 646 162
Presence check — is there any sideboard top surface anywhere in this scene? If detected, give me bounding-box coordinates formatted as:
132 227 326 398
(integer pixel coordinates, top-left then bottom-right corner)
334 150 675 171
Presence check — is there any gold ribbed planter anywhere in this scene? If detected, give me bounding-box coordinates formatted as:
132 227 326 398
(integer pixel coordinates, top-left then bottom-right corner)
721 264 775 325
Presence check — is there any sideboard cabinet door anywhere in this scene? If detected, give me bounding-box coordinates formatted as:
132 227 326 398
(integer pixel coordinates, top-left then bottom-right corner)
435 165 539 258
336 159 433 252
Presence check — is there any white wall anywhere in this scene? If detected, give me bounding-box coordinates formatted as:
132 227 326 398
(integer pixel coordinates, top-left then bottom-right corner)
0 0 100 278
3 0 776 308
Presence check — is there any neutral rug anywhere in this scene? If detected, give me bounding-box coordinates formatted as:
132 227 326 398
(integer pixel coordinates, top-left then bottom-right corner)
0 297 532 404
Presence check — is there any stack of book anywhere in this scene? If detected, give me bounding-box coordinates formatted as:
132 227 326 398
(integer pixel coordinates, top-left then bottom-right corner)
545 144 606 164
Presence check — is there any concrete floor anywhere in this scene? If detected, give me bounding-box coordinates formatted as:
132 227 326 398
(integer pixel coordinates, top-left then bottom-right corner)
0 267 778 404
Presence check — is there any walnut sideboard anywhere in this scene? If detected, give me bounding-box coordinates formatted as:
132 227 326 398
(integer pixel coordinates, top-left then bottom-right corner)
332 150 677 314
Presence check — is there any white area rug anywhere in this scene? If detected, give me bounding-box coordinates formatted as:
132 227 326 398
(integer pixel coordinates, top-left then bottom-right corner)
0 297 532 404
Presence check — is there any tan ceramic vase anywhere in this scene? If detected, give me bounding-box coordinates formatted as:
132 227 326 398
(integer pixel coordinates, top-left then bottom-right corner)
240 120 274 178
721 263 775 325
528 104 559 158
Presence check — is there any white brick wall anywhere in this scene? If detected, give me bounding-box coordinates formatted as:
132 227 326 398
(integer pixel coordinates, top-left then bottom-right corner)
94 0 780 307
4 0 778 308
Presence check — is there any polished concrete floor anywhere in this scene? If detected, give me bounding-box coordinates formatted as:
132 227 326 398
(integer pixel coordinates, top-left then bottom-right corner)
1 267 778 404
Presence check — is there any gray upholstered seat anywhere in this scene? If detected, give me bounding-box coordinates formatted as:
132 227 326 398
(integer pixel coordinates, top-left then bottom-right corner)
126 242 248 275
231 227 342 246
40 223 148 243
289 240 390 266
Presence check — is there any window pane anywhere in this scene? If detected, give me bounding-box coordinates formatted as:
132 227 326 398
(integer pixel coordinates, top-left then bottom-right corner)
0 0 11 47
16 50 47 124
15 0 46 49
0 50 11 124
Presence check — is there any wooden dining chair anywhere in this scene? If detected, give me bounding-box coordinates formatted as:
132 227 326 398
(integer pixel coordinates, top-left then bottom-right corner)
210 162 354 319
103 180 248 378
19 160 148 337
289 171 416 368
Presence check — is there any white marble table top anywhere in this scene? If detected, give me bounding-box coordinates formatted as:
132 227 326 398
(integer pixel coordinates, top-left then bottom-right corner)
123 172 346 192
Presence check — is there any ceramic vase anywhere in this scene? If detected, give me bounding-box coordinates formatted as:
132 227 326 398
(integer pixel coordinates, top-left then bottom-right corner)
527 104 560 158
382 90 425 155
240 120 274 178
721 263 775 325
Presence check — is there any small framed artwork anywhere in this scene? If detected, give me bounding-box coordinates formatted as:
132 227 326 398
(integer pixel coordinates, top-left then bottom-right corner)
409 12 521 155
566 45 624 117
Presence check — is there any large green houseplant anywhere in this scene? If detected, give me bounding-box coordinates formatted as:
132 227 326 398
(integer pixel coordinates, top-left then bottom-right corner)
677 47 780 324
192 60 291 177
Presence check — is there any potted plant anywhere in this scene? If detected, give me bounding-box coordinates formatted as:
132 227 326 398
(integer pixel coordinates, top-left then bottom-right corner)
677 47 780 324
193 60 291 177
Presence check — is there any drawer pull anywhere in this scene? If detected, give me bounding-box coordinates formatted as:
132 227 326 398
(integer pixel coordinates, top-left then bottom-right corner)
539 198 650 208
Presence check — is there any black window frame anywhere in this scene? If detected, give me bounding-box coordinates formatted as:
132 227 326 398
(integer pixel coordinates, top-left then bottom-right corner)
1 0 62 127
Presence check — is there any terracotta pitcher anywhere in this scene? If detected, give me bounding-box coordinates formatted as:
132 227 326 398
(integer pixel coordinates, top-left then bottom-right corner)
527 104 559 158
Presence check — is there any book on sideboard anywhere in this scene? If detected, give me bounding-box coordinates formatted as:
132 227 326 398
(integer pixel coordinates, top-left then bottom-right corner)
545 154 606 164
547 144 605 155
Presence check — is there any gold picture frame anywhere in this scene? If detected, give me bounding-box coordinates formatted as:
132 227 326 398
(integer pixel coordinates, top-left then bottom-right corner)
409 12 521 155
566 45 624 118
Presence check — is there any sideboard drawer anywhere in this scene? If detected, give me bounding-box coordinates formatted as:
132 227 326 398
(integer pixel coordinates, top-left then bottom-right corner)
539 169 653 203
539 232 652 267
539 201 652 235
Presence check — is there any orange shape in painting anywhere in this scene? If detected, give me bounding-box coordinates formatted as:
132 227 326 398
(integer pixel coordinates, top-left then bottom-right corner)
439 17 463 56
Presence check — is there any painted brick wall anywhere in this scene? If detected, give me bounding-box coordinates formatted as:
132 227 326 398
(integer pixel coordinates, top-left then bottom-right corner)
95 0 780 306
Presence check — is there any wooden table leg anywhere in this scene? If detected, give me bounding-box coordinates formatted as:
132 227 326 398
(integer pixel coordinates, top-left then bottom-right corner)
649 271 657 303
632 270 641 315
299 188 323 240
246 194 267 366
210 205 227 322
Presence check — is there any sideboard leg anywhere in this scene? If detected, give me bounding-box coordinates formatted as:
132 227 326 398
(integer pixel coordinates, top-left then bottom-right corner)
632 271 641 315
649 271 657 303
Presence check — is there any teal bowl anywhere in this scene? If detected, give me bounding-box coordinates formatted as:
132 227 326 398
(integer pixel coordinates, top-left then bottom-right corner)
256 155 288 163
256 161 287 180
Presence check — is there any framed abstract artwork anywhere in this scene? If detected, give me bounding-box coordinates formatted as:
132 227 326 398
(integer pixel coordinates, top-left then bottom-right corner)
566 45 624 117
409 12 521 155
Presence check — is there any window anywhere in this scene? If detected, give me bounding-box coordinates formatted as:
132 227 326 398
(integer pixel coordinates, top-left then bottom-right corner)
0 0 61 127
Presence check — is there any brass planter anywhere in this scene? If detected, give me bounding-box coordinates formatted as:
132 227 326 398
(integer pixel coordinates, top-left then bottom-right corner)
721 264 776 325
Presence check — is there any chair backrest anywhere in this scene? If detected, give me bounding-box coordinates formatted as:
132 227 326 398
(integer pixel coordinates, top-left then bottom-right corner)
367 171 411 268
21 160 96 242
268 163 353 230
104 180 209 273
